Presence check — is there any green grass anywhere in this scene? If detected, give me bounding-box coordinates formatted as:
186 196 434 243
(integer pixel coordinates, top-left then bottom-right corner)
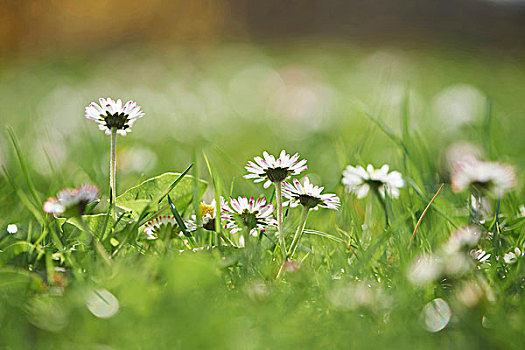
0 43 524 349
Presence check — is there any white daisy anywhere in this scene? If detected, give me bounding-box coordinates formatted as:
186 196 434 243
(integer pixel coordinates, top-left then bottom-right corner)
43 185 98 217
342 164 404 199
282 177 340 210
503 248 522 264
407 254 442 287
85 97 145 136
186 199 222 232
244 150 307 189
221 196 277 236
451 160 516 198
443 226 481 254
143 215 181 240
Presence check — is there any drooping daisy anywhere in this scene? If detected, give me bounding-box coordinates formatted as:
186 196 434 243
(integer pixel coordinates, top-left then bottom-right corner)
451 160 516 198
143 215 181 240
186 199 223 232
244 150 307 189
221 197 277 236
43 185 98 217
282 177 340 211
85 98 145 136
342 164 404 199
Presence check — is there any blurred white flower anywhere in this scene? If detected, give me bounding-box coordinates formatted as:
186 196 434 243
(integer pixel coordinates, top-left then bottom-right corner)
244 150 307 189
442 251 474 276
407 255 442 286
85 97 145 136
6 224 17 234
451 160 516 198
445 142 482 173
222 197 277 236
118 146 157 174
282 177 340 211
43 185 98 217
456 281 485 308
342 164 404 199
432 84 485 130
503 248 522 264
443 226 481 254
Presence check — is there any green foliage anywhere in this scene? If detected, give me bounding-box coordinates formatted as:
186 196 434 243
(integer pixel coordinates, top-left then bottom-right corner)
0 46 525 349
116 172 207 217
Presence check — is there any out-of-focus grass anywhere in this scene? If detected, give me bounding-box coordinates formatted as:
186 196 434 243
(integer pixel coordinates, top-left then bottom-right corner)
0 44 524 349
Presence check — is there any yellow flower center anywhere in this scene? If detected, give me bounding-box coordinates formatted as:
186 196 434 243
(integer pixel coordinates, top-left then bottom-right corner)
199 203 215 218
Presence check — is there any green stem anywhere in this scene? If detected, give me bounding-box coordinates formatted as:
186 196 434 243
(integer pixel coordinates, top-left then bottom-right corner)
362 194 374 246
372 186 389 227
110 127 117 220
287 205 310 260
243 226 251 269
73 217 112 267
275 182 287 259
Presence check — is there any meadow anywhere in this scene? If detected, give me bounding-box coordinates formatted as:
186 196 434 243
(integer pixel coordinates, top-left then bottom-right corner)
0 43 524 349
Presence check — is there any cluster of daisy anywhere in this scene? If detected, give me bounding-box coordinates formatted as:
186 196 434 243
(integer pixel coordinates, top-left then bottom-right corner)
39 95 524 287
243 150 340 262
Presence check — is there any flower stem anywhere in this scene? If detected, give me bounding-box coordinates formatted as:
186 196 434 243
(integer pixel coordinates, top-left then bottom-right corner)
110 127 117 219
274 182 287 259
287 205 310 260
243 226 251 269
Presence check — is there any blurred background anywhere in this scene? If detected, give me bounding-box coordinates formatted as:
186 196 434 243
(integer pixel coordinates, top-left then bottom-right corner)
0 0 524 214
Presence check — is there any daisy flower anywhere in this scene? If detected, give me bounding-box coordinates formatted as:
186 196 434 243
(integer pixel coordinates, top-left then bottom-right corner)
282 177 340 211
443 226 481 254
85 98 145 136
221 197 277 236
143 215 181 240
503 248 522 264
451 160 516 198
43 185 98 217
342 164 404 199
244 150 307 189
407 254 442 287
186 199 222 232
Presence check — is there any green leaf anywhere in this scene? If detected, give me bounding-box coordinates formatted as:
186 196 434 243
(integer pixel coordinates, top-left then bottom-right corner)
116 172 207 217
58 214 127 239
0 241 42 267
167 195 192 238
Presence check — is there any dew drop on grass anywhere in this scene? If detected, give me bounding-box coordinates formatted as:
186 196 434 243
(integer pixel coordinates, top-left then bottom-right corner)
86 289 119 319
422 298 451 333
